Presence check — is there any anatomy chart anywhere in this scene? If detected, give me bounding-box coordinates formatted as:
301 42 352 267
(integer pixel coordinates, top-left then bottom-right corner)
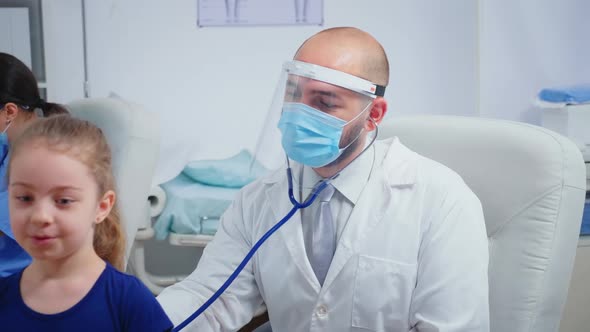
197 0 323 27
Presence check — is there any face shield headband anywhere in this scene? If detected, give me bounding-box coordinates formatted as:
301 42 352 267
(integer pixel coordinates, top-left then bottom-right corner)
282 60 386 98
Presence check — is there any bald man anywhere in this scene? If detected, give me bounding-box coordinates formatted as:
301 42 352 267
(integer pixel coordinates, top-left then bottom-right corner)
158 27 489 332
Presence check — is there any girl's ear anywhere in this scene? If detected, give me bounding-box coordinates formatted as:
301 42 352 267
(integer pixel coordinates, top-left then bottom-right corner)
95 190 115 224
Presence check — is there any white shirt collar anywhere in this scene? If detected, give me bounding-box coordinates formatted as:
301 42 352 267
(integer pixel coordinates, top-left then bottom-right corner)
297 141 375 205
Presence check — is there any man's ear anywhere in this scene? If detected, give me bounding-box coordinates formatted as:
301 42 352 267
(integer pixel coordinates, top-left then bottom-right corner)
365 97 387 131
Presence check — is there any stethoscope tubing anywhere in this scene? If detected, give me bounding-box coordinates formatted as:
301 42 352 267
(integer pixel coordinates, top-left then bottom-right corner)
173 169 328 331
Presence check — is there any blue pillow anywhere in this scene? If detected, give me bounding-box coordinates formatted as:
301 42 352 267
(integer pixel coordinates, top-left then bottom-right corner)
182 149 268 188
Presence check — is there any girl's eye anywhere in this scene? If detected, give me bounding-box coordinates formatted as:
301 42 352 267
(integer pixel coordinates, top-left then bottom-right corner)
56 198 74 205
16 195 33 202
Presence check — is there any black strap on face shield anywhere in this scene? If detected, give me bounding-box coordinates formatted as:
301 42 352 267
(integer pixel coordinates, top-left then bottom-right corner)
374 85 386 97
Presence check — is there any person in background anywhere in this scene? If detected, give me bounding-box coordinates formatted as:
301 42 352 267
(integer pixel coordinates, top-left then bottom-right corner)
0 52 68 277
0 115 173 331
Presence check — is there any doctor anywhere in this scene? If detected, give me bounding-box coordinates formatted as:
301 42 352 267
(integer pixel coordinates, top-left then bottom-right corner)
158 27 489 331
0 53 68 277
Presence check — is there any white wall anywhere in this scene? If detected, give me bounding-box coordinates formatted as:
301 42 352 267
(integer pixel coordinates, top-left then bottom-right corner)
81 0 478 183
42 0 85 103
0 8 32 68
479 0 590 124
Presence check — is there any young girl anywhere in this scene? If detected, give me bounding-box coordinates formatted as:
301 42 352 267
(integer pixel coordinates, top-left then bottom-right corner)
0 115 173 331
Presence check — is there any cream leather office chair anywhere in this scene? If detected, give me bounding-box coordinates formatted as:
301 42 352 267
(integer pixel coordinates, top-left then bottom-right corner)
67 97 160 266
379 115 586 332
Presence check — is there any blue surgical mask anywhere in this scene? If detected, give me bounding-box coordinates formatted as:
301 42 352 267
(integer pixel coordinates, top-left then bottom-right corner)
277 102 369 168
0 123 9 163
0 123 11 189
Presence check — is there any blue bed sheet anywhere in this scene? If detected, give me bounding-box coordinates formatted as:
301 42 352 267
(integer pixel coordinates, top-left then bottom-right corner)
154 173 240 240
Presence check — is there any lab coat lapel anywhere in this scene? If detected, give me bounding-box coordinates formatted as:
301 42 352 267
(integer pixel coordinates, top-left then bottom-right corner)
321 166 392 289
264 175 321 293
322 138 418 289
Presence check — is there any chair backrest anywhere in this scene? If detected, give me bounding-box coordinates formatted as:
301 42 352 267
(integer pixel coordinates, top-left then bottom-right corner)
67 97 160 264
378 115 586 332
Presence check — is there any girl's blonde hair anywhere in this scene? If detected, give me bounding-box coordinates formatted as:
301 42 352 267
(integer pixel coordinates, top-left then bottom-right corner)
8 114 125 270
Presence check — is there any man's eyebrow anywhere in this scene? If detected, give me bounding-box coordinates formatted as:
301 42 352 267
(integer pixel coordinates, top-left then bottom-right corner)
310 89 343 101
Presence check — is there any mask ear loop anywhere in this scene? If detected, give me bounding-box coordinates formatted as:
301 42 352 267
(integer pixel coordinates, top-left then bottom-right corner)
346 99 374 125
338 99 374 151
2 120 11 134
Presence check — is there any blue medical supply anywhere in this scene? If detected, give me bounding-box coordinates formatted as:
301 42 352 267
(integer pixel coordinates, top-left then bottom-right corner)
154 173 238 240
0 131 8 159
172 123 379 331
278 102 356 168
538 84 590 104
182 150 267 188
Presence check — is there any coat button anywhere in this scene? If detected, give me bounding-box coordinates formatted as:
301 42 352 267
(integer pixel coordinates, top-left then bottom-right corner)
316 304 328 317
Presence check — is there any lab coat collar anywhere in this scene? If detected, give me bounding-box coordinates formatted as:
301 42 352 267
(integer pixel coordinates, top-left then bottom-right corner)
329 141 374 205
293 142 374 205
381 137 418 187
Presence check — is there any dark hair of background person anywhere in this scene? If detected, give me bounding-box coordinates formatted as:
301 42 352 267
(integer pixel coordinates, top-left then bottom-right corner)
0 52 68 117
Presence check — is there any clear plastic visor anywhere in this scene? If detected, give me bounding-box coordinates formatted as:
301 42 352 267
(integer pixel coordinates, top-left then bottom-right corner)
252 61 376 191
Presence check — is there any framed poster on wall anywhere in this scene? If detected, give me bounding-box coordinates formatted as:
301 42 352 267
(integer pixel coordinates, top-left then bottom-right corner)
197 0 323 27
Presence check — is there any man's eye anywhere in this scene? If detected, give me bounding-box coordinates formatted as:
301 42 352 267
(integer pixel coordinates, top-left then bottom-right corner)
320 100 336 108
316 98 339 111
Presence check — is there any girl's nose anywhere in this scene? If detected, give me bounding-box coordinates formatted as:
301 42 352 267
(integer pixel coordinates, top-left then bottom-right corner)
30 201 54 226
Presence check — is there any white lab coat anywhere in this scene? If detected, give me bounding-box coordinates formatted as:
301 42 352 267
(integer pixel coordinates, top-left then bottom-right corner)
157 138 490 331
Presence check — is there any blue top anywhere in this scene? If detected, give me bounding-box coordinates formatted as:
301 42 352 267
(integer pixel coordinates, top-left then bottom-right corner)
0 152 32 277
0 263 173 331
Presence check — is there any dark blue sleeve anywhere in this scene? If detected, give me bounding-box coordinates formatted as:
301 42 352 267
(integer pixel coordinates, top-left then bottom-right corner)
120 276 173 332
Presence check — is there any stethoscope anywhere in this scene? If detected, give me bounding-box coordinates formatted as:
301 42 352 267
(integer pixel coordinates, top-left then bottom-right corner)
173 122 378 331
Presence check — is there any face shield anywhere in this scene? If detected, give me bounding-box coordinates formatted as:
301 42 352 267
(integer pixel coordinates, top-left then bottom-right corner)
253 60 385 183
